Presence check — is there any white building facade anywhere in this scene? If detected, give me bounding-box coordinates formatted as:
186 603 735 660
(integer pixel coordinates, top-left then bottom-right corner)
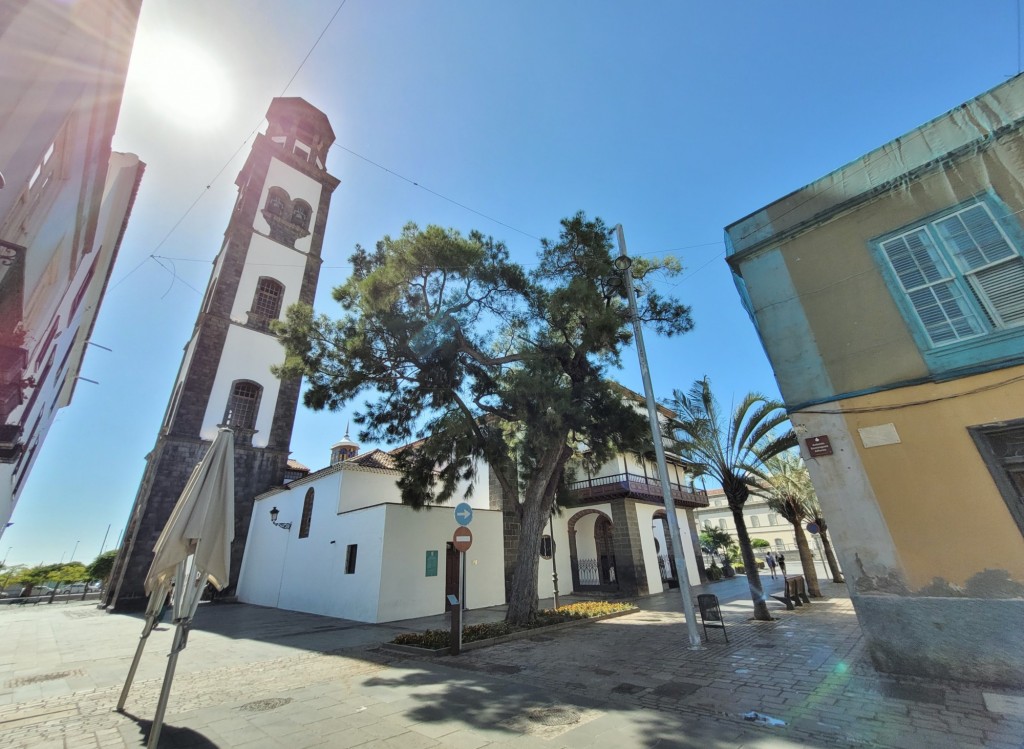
238 449 505 623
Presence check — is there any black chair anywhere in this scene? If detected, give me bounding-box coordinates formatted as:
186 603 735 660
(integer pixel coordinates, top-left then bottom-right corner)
696 593 728 643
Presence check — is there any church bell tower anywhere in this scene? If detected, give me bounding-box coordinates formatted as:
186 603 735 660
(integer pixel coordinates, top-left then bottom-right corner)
106 98 339 609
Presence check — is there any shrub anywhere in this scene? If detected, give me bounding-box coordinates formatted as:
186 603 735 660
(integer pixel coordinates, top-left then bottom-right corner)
707 565 723 581
734 564 745 574
390 601 636 648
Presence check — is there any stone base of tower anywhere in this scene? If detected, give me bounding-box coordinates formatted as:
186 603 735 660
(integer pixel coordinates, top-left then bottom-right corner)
105 433 289 611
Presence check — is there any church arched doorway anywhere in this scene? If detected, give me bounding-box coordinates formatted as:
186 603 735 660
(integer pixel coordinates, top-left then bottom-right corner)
567 509 618 592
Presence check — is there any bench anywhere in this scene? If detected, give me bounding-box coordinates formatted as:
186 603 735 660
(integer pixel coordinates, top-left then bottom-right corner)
696 593 729 642
770 575 811 611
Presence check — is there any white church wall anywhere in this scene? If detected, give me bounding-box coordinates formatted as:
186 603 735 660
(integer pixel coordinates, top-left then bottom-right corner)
238 470 391 623
286 505 386 623
236 492 296 608
229 232 306 323
252 157 323 254
199 325 283 445
338 468 402 513
376 504 504 622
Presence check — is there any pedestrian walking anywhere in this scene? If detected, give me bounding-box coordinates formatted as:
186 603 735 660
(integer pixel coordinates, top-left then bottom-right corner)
765 552 777 579
777 553 787 577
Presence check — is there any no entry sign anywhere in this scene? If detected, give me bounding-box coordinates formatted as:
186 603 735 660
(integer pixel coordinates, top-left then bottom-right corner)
452 527 473 552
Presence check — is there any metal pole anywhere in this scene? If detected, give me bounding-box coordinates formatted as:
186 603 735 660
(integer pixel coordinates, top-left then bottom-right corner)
615 224 702 650
549 515 560 609
148 622 185 748
460 548 467 612
813 533 826 577
70 540 79 562
98 525 110 558
117 628 152 711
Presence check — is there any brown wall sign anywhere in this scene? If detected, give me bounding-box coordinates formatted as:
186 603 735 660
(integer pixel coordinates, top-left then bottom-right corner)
805 435 833 457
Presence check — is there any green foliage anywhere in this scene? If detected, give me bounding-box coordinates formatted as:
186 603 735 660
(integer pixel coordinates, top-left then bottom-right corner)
707 565 723 581
698 523 735 554
752 450 817 524
87 549 118 582
751 538 770 548
734 565 745 574
12 562 90 588
274 214 694 625
390 601 636 648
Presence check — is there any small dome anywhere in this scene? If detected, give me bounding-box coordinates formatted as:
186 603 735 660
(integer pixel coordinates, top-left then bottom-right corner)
330 423 359 465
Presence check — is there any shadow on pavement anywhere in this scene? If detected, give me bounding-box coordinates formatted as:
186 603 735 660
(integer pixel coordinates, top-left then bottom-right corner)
118 710 218 748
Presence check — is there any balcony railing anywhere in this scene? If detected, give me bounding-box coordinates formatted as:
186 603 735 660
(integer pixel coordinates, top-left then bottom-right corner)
567 471 709 508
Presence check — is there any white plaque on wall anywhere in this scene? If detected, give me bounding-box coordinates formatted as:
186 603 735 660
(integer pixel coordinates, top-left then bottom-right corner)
858 423 901 448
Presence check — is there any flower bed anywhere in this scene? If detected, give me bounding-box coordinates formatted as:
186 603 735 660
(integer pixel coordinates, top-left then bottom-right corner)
389 601 637 652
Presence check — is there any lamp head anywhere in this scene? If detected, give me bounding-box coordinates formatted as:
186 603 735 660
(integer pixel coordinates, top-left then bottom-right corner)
269 507 279 524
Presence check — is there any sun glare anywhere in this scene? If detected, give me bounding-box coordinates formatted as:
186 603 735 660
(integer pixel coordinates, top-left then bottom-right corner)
129 34 232 130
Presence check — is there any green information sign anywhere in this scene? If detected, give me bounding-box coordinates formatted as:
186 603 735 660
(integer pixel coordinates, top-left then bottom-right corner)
425 550 438 577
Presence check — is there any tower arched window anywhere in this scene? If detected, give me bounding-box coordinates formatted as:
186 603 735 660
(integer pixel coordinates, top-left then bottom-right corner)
224 380 262 430
265 188 288 216
251 277 284 321
291 201 311 229
299 487 314 538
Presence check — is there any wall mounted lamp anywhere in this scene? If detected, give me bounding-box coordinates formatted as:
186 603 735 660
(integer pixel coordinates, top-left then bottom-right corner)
269 506 291 530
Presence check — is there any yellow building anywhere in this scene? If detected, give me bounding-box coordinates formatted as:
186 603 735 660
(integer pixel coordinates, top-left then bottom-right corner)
726 75 1024 686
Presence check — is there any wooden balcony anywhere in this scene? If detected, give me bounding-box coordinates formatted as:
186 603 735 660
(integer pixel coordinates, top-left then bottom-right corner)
567 472 709 509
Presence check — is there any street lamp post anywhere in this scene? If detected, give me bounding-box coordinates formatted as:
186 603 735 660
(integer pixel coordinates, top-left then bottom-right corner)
608 224 703 650
549 514 560 609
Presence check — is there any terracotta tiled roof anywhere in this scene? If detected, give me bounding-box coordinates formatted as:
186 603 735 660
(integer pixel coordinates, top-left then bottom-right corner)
348 449 397 470
286 459 310 472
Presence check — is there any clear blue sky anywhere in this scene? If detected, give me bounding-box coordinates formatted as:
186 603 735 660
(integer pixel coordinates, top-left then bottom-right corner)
4 0 1020 567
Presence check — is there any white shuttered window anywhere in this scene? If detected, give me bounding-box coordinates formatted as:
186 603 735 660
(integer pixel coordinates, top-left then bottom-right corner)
880 201 1024 347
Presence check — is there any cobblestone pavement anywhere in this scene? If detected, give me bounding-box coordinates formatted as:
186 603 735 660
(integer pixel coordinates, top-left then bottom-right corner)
1 576 1022 748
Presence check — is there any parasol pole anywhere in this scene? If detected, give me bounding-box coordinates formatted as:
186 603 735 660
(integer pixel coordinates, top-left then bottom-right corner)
147 619 187 748
148 557 206 748
116 582 168 711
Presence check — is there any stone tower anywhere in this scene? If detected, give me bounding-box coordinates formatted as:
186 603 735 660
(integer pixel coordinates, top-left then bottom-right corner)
105 98 338 610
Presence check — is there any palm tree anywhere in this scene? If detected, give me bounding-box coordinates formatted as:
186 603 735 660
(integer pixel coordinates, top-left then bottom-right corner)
669 377 796 621
699 523 737 575
754 452 821 597
805 496 844 583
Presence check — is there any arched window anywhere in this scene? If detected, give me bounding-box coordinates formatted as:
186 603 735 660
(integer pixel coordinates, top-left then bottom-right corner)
251 277 284 320
290 200 311 229
299 487 314 538
265 187 288 216
224 380 262 430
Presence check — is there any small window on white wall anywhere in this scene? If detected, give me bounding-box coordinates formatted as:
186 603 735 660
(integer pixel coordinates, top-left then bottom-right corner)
539 535 553 559
345 544 358 574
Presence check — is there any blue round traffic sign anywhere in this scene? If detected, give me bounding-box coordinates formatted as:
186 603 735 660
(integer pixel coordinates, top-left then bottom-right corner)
454 502 474 526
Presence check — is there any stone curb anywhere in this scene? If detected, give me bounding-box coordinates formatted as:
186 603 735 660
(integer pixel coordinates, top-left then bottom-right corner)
380 607 638 657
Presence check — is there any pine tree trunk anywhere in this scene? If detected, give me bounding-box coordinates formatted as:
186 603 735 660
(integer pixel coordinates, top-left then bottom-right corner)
504 446 571 627
818 523 844 583
792 519 821 597
730 503 772 621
